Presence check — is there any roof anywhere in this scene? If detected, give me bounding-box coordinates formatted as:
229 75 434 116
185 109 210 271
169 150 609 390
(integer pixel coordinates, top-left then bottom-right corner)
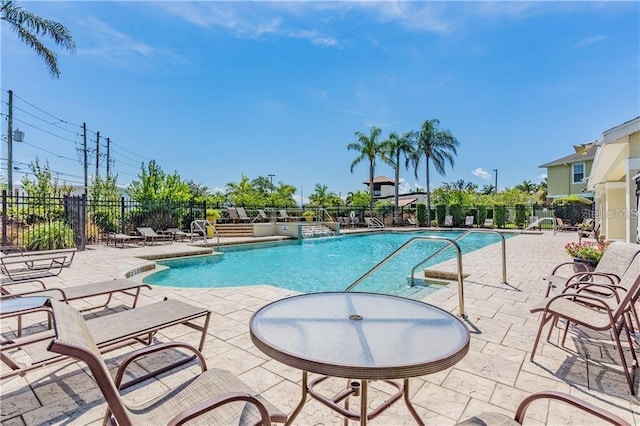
397 198 417 207
362 176 395 185
539 144 598 168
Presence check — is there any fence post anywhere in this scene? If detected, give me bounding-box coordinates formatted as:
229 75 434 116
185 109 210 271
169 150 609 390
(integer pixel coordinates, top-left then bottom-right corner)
1 190 7 246
120 196 126 234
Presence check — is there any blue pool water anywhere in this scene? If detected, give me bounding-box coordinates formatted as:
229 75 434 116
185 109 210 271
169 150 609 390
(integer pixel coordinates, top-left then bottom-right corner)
143 231 507 295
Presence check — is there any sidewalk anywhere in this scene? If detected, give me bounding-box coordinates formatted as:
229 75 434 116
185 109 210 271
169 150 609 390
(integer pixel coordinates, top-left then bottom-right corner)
1 231 638 425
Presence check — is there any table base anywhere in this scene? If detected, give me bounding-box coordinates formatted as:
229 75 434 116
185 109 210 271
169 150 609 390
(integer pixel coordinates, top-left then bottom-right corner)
286 371 425 426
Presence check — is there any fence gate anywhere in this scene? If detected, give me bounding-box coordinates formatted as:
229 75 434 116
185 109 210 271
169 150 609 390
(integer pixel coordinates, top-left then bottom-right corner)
64 195 86 251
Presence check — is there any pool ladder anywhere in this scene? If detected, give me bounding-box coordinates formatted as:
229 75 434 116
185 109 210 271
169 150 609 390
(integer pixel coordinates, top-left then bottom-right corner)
344 230 507 318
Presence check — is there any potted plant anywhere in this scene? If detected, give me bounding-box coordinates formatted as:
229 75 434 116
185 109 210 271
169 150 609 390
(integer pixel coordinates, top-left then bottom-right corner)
564 241 608 269
302 210 315 222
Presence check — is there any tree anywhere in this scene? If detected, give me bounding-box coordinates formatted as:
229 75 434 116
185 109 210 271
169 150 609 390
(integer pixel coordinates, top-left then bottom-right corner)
225 175 259 207
481 184 495 195
348 126 383 214
1 0 76 78
515 180 537 194
21 157 73 199
411 119 459 226
379 131 415 225
127 160 191 205
345 190 370 207
308 184 334 206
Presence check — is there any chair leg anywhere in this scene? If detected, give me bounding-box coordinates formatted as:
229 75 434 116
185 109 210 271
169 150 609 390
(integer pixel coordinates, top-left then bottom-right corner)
614 320 638 395
531 312 556 361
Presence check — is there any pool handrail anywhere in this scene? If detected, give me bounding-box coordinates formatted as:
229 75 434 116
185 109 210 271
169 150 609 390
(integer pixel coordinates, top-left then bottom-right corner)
409 229 507 285
344 236 467 318
520 216 557 234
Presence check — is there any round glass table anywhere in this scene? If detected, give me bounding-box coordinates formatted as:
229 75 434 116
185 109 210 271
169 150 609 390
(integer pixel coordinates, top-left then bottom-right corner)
250 292 470 425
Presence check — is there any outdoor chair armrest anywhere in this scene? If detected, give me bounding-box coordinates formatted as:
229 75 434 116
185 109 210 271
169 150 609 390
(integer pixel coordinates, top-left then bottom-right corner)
0 287 69 303
114 342 207 390
550 261 580 275
514 391 630 425
0 245 25 255
168 392 274 426
542 292 614 315
565 271 618 286
564 282 627 303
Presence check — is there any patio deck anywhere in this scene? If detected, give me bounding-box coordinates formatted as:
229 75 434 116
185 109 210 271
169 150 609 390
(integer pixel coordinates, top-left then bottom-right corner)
1 230 638 425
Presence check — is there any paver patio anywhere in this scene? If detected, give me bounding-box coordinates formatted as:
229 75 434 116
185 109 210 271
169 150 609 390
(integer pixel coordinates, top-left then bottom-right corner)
1 230 638 425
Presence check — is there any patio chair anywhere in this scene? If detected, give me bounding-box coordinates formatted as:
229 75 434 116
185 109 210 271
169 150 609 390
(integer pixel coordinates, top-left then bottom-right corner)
456 390 630 425
1 297 211 379
164 227 197 242
137 227 173 245
235 206 252 222
0 251 69 289
46 299 287 425
227 207 241 223
407 217 418 227
543 241 640 297
464 216 474 227
1 278 151 310
1 246 77 268
278 209 301 222
482 218 494 228
579 223 601 243
444 215 454 227
530 255 640 394
364 217 384 229
104 232 143 248
556 217 577 232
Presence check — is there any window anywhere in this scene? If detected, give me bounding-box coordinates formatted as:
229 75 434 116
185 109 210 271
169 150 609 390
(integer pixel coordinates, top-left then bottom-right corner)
572 163 585 184
373 184 381 196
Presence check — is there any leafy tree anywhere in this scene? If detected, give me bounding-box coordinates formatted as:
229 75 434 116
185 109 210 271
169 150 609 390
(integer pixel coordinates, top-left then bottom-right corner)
495 188 532 206
127 160 191 205
268 182 297 208
481 184 495 195
308 183 340 207
21 157 73 199
379 130 415 225
89 175 120 201
225 174 259 206
348 126 383 213
251 176 275 198
410 119 459 226
1 0 75 78
345 190 370 207
515 180 537 194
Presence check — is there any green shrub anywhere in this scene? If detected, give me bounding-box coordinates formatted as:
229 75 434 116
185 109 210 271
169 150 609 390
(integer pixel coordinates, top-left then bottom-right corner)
417 204 427 226
449 204 463 227
435 204 446 226
23 221 74 250
494 205 507 228
477 205 487 225
92 211 118 233
515 204 526 228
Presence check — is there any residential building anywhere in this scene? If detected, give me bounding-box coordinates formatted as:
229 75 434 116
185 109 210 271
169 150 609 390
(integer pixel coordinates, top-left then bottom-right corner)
587 116 640 243
539 142 597 201
363 176 427 207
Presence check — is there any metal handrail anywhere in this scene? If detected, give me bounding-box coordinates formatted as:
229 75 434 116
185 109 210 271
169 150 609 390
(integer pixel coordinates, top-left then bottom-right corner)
410 229 507 285
317 208 335 223
345 236 467 317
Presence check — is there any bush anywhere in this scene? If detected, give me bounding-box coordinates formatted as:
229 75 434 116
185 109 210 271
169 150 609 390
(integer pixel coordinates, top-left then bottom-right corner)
449 204 463 227
92 211 118 233
23 221 75 250
494 205 507 228
417 204 427 226
514 204 526 228
435 204 446 226
477 205 487 226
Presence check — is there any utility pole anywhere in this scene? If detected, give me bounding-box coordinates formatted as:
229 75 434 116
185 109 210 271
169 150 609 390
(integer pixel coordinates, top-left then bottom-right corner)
493 169 498 194
83 122 88 194
106 137 110 178
6 90 13 194
95 131 100 178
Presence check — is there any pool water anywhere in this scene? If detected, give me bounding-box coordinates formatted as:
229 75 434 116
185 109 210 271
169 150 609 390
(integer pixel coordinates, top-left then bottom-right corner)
143 231 507 295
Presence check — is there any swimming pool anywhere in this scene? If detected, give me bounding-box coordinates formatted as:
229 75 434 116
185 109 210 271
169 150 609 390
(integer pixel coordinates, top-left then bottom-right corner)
143 231 508 295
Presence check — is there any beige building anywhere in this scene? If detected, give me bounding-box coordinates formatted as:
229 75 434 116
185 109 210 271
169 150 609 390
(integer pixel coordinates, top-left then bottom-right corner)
587 116 640 243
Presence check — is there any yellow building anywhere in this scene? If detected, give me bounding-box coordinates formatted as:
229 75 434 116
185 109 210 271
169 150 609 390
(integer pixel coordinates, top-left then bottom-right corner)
587 117 640 243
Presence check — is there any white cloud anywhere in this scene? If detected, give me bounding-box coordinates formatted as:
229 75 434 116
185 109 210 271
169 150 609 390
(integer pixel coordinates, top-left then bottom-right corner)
471 168 491 180
538 173 547 180
398 178 411 194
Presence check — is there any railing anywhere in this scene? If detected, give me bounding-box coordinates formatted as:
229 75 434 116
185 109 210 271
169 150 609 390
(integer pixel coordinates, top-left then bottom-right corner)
521 217 557 235
345 236 467 317
316 208 335 222
410 230 508 285
190 219 219 246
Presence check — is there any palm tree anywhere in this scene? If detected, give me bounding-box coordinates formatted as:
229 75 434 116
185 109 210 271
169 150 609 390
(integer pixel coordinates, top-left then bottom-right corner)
411 119 459 226
516 180 537 194
309 183 334 206
1 0 76 78
348 126 383 214
379 131 415 225
481 184 495 195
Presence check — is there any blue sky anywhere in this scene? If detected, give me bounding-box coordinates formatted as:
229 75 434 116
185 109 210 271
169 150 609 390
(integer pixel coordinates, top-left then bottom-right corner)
2 1 639 203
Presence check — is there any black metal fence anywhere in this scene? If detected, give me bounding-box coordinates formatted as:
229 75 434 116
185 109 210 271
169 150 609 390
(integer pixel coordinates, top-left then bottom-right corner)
1 191 207 250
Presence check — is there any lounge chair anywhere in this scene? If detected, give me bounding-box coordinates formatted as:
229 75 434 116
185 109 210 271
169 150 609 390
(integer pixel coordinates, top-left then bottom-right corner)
530 255 640 394
104 232 143 248
137 227 173 245
253 209 270 223
543 241 640 297
46 299 287 425
556 217 577 232
235 206 252 222
443 215 453 227
464 216 474 227
278 209 301 222
227 207 246 223
190 219 215 243
578 223 601 243
1 297 211 379
0 246 77 268
164 227 197 241
0 252 69 289
456 390 630 425
1 278 151 310
482 218 494 228
364 217 384 228
407 217 418 227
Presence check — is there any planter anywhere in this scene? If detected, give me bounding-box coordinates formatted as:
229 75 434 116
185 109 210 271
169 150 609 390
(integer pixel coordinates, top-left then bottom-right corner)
572 258 598 273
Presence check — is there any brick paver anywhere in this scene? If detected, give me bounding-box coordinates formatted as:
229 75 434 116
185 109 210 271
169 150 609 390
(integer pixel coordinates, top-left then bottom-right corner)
1 230 638 425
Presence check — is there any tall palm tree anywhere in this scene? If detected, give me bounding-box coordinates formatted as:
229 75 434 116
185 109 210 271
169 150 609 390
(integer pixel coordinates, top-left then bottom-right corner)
379 131 415 225
1 0 76 78
516 180 537 194
348 126 383 214
411 119 459 226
